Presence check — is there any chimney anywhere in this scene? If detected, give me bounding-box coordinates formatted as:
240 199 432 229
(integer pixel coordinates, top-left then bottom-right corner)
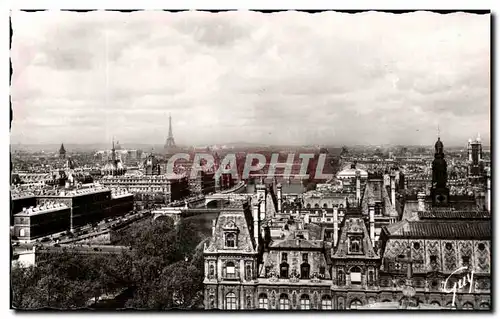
257 184 266 220
417 192 426 212
333 206 339 247
390 174 396 208
355 170 361 207
211 219 216 237
252 203 260 247
277 183 283 214
369 205 375 243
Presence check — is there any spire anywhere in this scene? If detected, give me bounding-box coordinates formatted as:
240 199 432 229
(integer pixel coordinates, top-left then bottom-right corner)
164 113 176 152
111 137 116 162
437 124 440 138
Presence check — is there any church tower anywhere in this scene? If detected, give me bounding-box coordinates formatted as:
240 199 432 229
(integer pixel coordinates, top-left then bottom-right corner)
164 113 176 154
59 143 66 159
430 136 449 206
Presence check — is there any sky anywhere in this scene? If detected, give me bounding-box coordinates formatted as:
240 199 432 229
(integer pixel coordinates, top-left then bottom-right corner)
10 11 490 147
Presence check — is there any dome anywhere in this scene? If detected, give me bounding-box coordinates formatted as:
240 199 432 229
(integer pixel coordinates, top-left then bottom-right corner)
337 165 368 180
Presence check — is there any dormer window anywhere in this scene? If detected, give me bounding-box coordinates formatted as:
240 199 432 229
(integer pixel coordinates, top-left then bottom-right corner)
225 233 236 248
349 237 362 254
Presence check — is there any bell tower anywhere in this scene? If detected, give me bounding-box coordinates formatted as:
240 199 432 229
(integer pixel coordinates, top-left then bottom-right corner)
430 133 449 206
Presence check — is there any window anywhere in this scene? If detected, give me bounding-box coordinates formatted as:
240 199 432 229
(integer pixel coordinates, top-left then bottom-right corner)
302 253 309 262
209 264 215 278
430 255 437 263
323 203 328 208
279 294 290 310
19 228 26 237
225 292 237 310
319 267 326 276
245 264 252 280
445 243 452 250
321 295 333 309
282 253 288 262
301 263 310 279
413 242 420 250
368 269 375 285
258 293 268 309
337 269 345 286
350 266 362 284
246 296 252 308
431 301 440 307
300 295 310 310
462 256 470 267
350 299 362 310
350 238 361 253
225 233 236 248
306 204 311 208
226 262 236 278
314 203 320 208
478 243 485 251
462 302 474 310
280 262 289 278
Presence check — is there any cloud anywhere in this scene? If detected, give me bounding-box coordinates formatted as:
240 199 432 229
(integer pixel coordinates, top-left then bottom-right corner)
10 10 490 147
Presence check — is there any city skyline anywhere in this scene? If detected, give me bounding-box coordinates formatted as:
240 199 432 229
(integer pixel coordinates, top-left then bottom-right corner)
10 11 490 146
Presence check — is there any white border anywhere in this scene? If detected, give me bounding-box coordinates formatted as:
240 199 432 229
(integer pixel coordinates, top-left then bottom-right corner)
1 1 498 319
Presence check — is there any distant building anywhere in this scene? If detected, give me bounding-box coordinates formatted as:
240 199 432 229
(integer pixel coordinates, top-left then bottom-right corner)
59 143 66 159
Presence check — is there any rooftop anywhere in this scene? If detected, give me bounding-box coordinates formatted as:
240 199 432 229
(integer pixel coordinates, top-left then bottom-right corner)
15 202 69 216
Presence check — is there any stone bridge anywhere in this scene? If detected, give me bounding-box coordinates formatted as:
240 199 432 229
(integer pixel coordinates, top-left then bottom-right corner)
151 207 221 223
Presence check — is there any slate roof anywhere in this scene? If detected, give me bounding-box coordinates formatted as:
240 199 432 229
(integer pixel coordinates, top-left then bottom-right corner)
205 203 257 254
418 210 490 220
384 220 490 239
270 239 323 249
332 216 378 259
361 180 398 217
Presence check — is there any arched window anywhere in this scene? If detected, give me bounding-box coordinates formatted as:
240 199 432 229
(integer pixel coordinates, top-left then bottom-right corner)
280 262 289 278
321 295 333 309
350 266 362 284
479 302 490 310
323 203 328 208
225 292 237 310
368 269 375 285
226 261 236 278
350 238 361 253
314 203 320 208
225 233 236 248
446 301 455 309
300 294 310 310
279 294 290 310
431 301 440 307
350 299 362 310
306 203 311 208
300 263 310 279
258 293 268 309
19 228 26 237
462 302 474 310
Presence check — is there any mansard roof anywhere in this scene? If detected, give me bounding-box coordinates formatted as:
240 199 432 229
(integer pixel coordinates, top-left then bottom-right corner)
384 220 490 240
361 180 398 217
204 206 257 254
332 216 378 260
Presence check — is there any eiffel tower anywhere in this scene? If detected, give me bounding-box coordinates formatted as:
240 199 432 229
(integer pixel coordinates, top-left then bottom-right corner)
164 113 176 153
